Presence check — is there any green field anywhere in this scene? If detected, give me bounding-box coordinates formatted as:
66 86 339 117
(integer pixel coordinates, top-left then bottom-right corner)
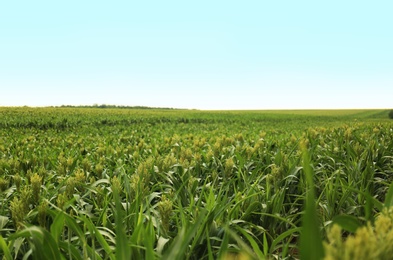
0 107 392 259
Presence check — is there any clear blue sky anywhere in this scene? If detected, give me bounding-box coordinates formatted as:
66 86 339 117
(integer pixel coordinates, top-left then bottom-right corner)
1 1 392 109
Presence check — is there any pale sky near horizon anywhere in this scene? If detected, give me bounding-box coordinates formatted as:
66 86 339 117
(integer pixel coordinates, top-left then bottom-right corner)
1 1 392 110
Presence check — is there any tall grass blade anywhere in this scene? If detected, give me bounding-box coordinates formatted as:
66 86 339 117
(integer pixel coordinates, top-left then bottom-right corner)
10 226 64 260
332 183 384 211
217 228 230 260
384 181 393 208
0 216 9 230
144 218 156 260
263 232 268 257
299 146 324 260
113 188 131 260
235 227 265 259
58 241 83 260
270 227 301 254
62 210 102 259
332 215 362 233
79 215 115 259
50 211 65 243
0 235 12 260
163 209 206 260
205 226 214 260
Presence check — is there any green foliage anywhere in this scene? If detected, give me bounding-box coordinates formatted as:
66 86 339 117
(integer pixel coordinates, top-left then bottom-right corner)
324 208 393 260
299 142 324 260
331 215 362 233
0 107 392 259
389 110 393 119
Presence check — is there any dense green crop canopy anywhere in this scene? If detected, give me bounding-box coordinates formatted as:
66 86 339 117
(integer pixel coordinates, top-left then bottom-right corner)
0 107 392 259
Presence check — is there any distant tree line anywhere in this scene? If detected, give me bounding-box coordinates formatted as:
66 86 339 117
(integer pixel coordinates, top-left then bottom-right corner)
58 104 181 110
389 110 393 119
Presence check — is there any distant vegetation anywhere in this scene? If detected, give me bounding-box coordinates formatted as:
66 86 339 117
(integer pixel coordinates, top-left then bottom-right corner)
389 109 393 119
0 108 392 259
58 104 180 110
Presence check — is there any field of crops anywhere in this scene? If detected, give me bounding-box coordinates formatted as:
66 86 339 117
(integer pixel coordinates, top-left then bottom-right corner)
0 107 392 259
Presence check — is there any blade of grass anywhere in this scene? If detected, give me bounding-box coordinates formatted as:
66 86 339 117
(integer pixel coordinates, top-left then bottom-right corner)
162 209 206 260
299 144 324 260
263 232 268 257
144 217 156 260
235 227 265 259
50 211 65 243
62 212 102 259
332 215 362 233
270 227 301 254
217 227 230 260
205 226 214 260
113 185 131 260
58 241 84 260
79 215 115 259
0 235 12 260
331 183 384 211
384 181 393 208
225 226 259 260
129 205 145 258
10 226 64 260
